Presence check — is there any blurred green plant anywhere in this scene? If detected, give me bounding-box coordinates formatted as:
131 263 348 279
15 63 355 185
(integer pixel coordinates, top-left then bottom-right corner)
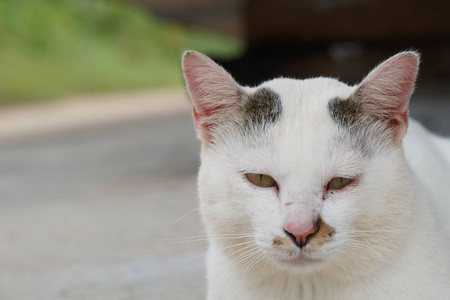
0 0 244 104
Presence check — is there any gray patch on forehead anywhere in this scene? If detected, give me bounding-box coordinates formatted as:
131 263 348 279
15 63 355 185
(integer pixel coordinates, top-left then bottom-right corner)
328 96 374 156
328 96 360 128
242 87 282 129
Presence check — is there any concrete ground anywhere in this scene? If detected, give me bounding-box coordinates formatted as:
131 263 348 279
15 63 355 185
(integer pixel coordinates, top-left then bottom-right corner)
0 85 448 300
0 89 206 300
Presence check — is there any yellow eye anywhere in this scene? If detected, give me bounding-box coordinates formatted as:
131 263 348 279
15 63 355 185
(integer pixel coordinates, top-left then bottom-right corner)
246 173 276 188
328 177 353 190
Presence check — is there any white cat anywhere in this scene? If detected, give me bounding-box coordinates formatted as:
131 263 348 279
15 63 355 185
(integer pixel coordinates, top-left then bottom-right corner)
182 50 450 299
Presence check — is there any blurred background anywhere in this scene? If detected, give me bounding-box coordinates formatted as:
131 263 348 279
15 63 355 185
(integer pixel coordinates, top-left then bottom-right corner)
0 0 449 299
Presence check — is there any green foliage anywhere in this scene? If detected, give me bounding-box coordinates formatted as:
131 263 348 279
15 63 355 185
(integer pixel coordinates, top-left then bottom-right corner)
0 0 244 104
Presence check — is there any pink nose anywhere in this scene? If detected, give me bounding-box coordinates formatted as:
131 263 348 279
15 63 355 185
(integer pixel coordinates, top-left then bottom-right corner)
283 221 317 247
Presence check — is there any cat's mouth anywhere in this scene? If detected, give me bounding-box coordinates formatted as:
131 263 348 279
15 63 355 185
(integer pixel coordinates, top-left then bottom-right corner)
270 219 335 269
272 217 335 256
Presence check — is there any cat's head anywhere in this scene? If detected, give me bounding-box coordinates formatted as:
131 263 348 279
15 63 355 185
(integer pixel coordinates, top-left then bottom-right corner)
182 51 419 276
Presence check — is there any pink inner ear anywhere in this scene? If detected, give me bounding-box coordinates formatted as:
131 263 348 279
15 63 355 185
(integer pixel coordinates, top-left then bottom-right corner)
182 51 242 142
358 52 419 137
192 107 200 126
184 64 224 118
183 57 211 117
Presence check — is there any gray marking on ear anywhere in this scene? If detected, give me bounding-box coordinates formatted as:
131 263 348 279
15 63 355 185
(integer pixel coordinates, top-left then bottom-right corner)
242 87 282 129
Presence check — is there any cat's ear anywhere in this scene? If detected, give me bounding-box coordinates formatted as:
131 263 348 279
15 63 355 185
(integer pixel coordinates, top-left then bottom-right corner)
354 51 419 140
182 51 244 142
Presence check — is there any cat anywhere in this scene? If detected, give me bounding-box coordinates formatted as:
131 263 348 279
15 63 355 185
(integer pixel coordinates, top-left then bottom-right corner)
182 50 450 299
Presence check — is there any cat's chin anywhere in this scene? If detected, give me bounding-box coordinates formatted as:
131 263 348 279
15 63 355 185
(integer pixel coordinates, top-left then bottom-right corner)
275 253 326 273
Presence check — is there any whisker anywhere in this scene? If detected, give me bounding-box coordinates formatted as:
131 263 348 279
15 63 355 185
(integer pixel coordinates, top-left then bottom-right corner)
172 207 199 225
185 251 209 262
235 251 261 272
240 252 265 279
221 240 254 251
229 248 260 266
171 236 253 244
157 233 253 243
261 255 274 277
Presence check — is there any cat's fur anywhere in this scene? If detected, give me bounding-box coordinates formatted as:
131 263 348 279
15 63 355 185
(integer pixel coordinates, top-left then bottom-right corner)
182 51 450 299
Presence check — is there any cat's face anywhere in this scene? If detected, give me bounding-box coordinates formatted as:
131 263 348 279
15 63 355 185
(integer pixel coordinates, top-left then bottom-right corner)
183 51 419 275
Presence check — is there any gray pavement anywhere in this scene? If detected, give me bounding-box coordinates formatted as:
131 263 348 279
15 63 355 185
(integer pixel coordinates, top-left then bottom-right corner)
0 112 206 300
0 85 448 300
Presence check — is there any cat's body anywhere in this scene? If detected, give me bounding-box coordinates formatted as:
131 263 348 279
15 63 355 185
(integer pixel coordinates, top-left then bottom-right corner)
182 51 450 299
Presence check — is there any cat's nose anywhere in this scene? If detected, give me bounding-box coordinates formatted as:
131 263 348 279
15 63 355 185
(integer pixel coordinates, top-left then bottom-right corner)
283 221 317 248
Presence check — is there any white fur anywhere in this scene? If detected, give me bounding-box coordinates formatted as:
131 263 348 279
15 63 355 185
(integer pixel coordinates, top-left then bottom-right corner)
183 52 450 299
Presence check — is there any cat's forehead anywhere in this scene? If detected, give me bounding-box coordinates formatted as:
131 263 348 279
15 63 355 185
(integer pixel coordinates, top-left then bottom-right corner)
254 77 354 109
235 77 359 167
242 77 355 134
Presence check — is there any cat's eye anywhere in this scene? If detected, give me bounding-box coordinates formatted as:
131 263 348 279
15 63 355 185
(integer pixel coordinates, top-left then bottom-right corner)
328 177 353 190
246 173 276 188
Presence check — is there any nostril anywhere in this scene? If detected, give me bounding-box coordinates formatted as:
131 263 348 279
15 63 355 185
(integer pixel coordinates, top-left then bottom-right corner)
283 224 318 248
304 229 317 245
284 230 298 246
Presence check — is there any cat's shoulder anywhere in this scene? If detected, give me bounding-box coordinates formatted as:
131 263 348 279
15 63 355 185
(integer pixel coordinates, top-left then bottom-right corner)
404 119 450 166
404 119 450 234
